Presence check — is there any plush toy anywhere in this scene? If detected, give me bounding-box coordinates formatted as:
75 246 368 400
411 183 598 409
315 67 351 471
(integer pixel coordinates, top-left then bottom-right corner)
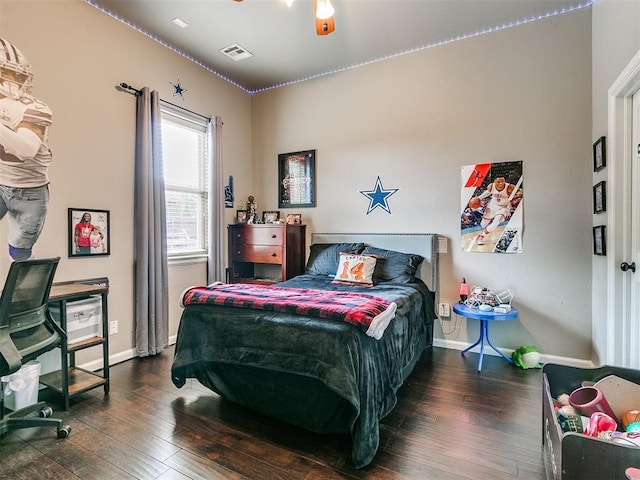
622 410 640 432
511 345 541 369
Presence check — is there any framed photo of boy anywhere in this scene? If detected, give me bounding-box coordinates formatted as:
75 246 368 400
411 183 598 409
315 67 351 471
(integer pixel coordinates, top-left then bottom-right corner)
68 208 110 257
278 149 316 208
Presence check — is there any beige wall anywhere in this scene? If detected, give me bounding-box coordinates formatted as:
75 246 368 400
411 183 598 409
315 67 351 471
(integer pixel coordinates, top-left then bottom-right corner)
0 0 252 363
1 1 625 364
253 9 593 360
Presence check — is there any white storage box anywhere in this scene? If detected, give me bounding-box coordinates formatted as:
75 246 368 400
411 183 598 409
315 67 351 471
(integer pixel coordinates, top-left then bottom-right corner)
50 296 102 344
1 361 40 411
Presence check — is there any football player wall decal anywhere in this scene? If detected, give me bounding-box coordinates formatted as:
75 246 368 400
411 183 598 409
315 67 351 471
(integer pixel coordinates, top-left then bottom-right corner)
0 38 53 260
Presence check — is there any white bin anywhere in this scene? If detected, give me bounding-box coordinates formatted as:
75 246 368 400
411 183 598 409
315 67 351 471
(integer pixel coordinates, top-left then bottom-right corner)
1 360 40 411
50 296 102 344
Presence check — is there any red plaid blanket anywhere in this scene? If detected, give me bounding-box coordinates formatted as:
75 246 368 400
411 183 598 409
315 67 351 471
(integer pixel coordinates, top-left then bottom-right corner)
181 283 398 340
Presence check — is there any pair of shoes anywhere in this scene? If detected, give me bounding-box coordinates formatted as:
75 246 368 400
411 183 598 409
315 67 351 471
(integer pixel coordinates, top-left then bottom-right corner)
475 234 485 245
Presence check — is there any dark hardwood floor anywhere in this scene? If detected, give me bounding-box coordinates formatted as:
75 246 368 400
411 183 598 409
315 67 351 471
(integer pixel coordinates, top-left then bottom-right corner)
0 346 545 479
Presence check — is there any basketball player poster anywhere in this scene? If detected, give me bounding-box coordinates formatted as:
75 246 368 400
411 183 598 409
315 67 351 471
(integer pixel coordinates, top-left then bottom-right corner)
460 161 523 253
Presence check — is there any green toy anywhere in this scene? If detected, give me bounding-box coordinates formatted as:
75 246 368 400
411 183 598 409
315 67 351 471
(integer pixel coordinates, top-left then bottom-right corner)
511 345 541 369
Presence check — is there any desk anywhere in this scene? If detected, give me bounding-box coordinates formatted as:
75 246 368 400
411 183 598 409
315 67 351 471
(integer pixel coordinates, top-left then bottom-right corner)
452 302 517 372
39 278 109 410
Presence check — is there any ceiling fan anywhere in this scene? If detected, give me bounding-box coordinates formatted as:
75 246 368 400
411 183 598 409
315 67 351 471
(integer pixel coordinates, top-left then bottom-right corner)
233 0 335 35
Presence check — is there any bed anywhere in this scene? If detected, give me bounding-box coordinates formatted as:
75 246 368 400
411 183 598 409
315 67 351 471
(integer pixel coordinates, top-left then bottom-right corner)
171 233 439 468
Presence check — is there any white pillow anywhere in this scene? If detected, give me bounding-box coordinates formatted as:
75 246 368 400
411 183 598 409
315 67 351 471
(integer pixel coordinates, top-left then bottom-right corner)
332 253 377 287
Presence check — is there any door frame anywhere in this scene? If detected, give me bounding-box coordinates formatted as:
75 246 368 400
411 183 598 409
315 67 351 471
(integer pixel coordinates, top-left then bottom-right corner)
606 48 640 367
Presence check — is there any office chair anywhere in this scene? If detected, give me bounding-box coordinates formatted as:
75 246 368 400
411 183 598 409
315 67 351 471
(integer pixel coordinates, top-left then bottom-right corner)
0 257 71 439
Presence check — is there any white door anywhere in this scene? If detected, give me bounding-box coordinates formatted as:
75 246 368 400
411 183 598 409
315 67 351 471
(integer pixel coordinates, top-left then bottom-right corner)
629 90 640 368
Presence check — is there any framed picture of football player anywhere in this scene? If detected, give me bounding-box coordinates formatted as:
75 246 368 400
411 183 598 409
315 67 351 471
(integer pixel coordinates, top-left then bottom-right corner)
68 208 110 257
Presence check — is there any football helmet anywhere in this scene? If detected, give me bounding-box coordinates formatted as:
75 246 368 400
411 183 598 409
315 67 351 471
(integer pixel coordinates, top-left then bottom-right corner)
0 39 33 99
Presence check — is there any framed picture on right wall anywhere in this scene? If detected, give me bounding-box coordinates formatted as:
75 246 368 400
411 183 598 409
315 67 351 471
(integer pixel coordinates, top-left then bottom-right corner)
593 225 606 256
593 136 606 172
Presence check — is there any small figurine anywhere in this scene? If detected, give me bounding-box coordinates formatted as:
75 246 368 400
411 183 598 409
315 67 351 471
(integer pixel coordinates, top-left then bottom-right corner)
246 195 257 224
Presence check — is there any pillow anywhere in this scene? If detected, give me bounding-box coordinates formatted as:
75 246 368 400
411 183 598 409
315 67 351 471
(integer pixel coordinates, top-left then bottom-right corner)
361 246 424 283
305 243 365 276
332 253 377 287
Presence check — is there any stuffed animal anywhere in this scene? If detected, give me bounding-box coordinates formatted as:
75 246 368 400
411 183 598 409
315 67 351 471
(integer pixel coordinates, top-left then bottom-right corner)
511 345 541 369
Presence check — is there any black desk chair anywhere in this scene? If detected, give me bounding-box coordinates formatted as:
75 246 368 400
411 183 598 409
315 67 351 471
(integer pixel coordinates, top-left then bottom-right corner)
0 257 71 439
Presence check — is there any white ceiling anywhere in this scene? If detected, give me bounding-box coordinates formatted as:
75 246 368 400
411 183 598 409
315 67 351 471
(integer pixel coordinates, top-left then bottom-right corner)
88 0 590 93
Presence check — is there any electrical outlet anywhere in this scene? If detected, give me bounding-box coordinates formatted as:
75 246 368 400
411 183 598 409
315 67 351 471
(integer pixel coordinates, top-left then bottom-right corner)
109 320 118 335
438 302 451 318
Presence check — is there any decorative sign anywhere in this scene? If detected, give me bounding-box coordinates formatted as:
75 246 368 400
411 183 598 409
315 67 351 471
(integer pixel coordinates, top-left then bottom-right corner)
170 77 188 100
359 176 399 215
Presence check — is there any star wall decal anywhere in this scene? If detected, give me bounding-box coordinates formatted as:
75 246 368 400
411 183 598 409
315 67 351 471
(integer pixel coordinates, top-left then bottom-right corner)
359 176 399 215
170 78 188 100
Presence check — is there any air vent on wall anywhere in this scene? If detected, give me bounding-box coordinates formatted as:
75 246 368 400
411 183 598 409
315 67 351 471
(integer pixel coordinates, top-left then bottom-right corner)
220 43 253 61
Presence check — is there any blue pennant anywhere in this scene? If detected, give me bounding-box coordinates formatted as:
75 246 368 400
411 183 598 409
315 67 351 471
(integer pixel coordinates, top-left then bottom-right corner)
170 78 188 99
359 176 399 215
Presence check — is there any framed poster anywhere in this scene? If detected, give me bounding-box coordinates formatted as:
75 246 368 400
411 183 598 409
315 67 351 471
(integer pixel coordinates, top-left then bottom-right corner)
68 208 110 257
593 225 606 256
593 181 606 214
278 149 316 208
593 136 606 172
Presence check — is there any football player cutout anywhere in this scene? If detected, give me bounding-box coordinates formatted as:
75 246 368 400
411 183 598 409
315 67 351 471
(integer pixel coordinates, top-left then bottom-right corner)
0 39 53 261
473 176 522 246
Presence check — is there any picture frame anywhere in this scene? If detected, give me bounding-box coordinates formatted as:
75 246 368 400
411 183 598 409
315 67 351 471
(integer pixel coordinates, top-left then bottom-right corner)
286 213 302 225
236 210 247 223
593 136 606 172
262 211 280 223
68 208 110 257
593 181 606 214
593 225 606 256
278 149 316 208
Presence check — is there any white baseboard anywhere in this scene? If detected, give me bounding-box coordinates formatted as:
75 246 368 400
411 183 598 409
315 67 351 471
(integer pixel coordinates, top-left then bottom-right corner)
78 335 179 372
433 338 596 369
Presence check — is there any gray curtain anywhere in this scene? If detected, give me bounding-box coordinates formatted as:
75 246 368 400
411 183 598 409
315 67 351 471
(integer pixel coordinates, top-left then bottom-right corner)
207 116 225 284
134 87 169 356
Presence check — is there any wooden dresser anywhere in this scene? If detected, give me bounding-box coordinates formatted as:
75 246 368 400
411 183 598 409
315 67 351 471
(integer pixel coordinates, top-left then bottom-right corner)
228 223 306 284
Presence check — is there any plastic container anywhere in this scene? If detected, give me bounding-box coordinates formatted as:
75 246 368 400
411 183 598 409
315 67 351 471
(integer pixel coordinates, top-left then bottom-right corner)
1 360 41 411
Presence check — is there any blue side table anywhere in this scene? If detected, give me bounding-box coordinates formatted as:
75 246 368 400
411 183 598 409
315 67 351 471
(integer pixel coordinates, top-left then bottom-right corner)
452 302 518 372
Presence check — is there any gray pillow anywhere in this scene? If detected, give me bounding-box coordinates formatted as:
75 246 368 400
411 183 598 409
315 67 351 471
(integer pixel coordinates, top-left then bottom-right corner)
305 243 365 276
362 246 424 283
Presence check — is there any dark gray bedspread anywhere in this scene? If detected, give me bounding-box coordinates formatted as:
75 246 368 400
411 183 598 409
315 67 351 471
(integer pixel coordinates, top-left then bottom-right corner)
171 275 435 468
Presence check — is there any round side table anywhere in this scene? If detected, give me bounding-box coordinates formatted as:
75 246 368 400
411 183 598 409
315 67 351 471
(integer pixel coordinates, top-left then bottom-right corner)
452 302 518 372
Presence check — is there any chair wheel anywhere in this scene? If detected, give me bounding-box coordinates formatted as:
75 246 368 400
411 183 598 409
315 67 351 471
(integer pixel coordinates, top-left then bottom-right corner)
39 406 54 418
57 425 71 439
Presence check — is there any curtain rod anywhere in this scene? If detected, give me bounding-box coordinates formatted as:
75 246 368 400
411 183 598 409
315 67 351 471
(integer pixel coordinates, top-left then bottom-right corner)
118 82 211 122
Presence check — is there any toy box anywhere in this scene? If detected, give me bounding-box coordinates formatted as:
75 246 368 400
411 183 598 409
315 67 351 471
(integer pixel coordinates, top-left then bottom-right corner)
543 363 640 480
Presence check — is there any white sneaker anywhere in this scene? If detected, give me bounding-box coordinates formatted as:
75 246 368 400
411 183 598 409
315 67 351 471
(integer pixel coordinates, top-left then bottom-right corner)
476 234 485 245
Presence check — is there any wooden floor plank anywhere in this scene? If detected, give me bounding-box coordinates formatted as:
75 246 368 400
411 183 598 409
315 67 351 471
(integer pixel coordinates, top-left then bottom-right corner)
0 346 545 479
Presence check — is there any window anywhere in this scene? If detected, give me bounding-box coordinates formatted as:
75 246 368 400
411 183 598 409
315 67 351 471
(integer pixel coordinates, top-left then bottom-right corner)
160 106 209 256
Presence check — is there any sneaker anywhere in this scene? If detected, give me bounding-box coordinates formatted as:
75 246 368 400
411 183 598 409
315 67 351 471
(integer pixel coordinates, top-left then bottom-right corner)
476 234 485 245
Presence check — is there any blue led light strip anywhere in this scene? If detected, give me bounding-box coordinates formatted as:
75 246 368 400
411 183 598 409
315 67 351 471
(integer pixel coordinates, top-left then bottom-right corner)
86 0 593 95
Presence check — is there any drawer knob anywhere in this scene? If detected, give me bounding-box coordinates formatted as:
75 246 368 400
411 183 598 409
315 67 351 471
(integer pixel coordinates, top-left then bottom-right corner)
271 235 276 238
271 253 277 257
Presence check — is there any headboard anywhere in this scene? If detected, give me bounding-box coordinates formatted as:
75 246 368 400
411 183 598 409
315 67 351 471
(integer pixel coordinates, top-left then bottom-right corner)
310 233 440 293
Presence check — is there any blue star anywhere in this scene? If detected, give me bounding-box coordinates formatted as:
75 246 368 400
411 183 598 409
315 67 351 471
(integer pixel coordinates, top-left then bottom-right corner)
359 176 399 215
170 78 188 100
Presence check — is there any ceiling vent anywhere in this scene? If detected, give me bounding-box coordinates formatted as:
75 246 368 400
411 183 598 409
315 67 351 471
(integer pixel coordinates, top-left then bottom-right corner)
220 44 253 61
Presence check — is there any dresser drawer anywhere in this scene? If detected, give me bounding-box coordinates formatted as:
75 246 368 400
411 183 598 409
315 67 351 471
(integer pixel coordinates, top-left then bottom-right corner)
232 244 283 264
231 226 283 246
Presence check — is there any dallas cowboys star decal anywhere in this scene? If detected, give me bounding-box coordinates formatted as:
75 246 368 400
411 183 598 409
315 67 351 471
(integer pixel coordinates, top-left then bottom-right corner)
170 78 188 100
359 176 399 215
